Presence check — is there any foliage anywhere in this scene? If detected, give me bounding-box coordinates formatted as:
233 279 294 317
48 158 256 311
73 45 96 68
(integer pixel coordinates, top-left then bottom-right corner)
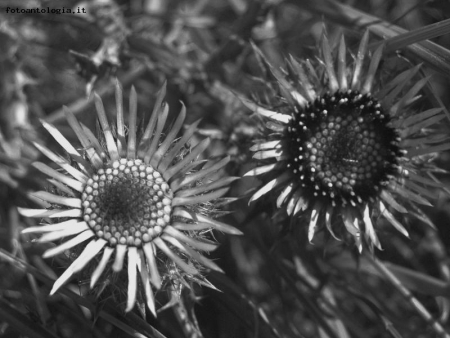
1 0 450 337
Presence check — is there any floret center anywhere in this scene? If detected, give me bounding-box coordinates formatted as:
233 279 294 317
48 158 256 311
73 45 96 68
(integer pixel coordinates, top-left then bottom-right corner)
287 90 401 205
81 159 173 247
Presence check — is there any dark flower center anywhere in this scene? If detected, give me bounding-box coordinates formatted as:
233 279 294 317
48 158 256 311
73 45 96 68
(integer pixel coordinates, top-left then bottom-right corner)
81 159 173 247
287 90 401 205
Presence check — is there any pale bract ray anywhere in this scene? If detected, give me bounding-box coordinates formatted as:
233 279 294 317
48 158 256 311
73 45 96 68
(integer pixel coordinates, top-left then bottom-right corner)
243 31 448 250
20 83 241 313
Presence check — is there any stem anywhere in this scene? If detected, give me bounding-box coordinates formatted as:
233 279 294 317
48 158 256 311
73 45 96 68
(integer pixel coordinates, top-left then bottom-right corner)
170 284 204 338
290 0 450 77
367 253 450 338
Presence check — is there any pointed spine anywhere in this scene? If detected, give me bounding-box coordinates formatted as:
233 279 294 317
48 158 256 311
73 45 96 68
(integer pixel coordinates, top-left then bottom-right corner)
137 81 167 158
127 86 138 160
94 94 119 162
361 43 384 94
145 103 169 165
337 35 348 91
152 103 186 168
351 30 369 90
115 79 126 157
322 34 339 93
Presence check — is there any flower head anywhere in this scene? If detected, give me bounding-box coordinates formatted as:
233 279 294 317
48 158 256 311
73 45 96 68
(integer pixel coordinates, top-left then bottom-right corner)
20 81 241 314
244 31 449 250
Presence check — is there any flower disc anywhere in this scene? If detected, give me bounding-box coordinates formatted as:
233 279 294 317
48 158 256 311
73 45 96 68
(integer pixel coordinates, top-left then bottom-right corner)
287 90 401 205
19 82 242 313
82 158 173 247
245 32 450 248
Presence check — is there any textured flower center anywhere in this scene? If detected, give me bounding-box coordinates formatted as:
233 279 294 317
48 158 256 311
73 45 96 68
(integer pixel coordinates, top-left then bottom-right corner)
287 90 401 205
81 159 173 247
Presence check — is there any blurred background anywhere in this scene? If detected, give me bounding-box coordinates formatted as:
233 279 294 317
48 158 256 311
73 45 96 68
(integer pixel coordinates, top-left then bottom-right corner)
1 0 450 337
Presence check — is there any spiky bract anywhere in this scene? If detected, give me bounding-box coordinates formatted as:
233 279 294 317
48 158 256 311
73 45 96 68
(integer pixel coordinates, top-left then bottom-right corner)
20 81 242 314
244 31 449 250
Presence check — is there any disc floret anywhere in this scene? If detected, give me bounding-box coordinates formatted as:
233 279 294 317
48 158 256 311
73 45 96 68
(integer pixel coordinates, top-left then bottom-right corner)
20 82 242 314
82 158 173 247
287 90 401 207
244 31 450 250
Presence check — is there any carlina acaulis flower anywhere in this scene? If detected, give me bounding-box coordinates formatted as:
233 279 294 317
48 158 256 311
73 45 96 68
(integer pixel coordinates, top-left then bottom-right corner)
19 80 242 314
243 31 450 251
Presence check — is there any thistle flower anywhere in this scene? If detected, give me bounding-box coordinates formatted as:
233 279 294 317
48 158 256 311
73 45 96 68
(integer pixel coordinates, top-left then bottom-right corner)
19 81 241 314
244 31 450 250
